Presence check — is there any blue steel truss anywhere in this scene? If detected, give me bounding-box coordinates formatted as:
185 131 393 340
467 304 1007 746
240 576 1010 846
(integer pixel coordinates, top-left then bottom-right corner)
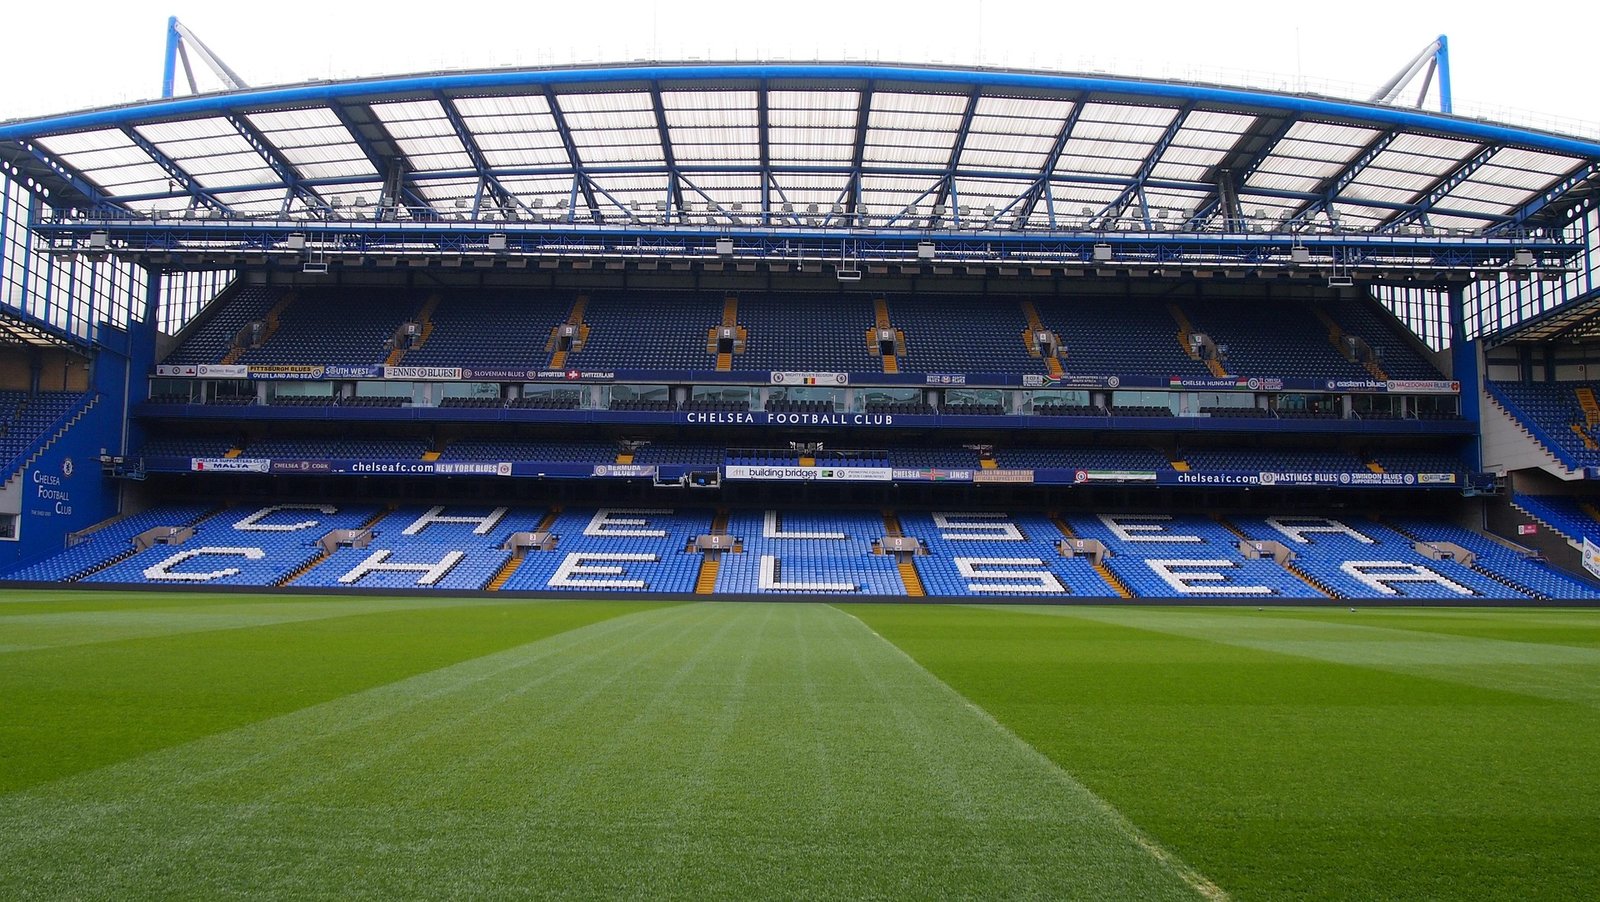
5 63 1596 240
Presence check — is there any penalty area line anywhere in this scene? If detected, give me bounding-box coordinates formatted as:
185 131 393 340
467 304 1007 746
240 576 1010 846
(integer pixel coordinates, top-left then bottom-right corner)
831 606 1231 902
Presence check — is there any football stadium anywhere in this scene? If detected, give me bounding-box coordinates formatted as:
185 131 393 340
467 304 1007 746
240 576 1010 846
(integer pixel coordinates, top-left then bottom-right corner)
3 11 1600 898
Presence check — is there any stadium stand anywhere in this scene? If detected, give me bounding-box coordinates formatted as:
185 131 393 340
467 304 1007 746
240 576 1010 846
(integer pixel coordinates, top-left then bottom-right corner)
295 505 547 591
234 289 417 367
1489 381 1600 466
16 501 1590 600
896 511 1108 596
1039 298 1209 377
6 60 1600 608
84 503 384 587
502 508 711 593
733 294 879 373
1512 494 1600 544
1 391 92 474
395 291 570 367
716 509 904 594
160 286 284 366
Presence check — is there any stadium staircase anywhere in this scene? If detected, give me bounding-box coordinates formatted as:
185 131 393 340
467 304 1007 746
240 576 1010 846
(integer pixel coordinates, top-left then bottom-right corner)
221 291 295 365
385 294 441 366
707 295 745 371
1578 387 1600 428
1508 497 1579 547
1216 516 1337 599
1051 514 1131 598
1019 301 1064 379
879 511 925 597
1313 307 1388 380
3 393 100 482
1571 424 1598 451
281 507 391 587
1381 518 1550 601
68 504 224 583
693 508 734 595
868 298 904 374
1168 303 1228 378
547 295 590 369
488 507 560 591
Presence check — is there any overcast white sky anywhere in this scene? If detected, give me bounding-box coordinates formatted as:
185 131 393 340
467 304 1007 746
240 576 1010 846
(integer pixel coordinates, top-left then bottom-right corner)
1 0 1593 136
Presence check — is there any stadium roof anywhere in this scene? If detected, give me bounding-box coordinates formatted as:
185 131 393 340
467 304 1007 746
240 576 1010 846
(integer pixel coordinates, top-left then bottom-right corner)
4 62 1599 237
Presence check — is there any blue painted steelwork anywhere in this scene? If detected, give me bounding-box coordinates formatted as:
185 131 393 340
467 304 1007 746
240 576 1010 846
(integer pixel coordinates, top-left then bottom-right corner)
1436 35 1454 114
1186 114 1297 230
1385 143 1495 232
1094 103 1195 229
7 143 112 210
323 101 430 215
434 93 525 220
542 86 599 223
756 82 770 225
844 80 874 221
648 85 683 224
224 114 324 215
1298 130 1399 226
10 64 1598 159
1016 100 1087 229
33 215 1573 275
1486 161 1597 238
160 16 179 100
931 89 982 228
86 161 1522 228
120 127 234 216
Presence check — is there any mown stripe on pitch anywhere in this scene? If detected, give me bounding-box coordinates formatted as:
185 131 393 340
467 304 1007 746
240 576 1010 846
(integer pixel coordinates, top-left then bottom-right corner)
0 603 1205 900
998 605 1600 709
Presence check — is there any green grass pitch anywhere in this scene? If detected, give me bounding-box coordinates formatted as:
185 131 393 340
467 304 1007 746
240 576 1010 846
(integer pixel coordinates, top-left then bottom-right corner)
3 592 1598 899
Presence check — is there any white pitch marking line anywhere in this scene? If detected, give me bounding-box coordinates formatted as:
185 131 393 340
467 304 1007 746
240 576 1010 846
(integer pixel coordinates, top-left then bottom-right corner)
834 607 1232 902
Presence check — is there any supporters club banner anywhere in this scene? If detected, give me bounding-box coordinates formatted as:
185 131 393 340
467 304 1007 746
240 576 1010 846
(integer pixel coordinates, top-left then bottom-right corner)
190 457 270 473
724 465 893 482
154 364 1458 394
261 459 512 476
890 468 975 482
1156 469 1457 488
592 464 659 477
770 371 848 386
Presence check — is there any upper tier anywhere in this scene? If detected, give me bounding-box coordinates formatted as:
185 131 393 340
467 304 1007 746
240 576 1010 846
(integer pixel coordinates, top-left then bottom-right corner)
162 286 1442 382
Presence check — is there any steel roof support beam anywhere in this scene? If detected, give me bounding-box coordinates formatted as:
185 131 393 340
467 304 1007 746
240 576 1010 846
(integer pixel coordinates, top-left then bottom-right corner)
1014 100 1086 229
1384 143 1494 233
543 87 602 223
1485 161 1598 237
1093 103 1195 229
225 114 327 216
931 89 982 227
5 143 114 211
1187 114 1299 230
1295 129 1398 226
326 102 434 218
844 82 875 219
120 127 234 215
98 166 1496 223
434 94 529 221
757 81 770 227
648 85 684 225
